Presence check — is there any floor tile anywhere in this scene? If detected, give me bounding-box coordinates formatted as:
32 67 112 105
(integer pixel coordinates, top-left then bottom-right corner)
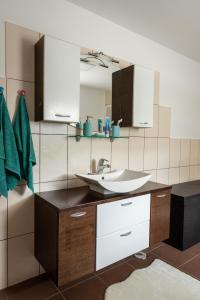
187 242 200 256
45 293 64 300
6 275 57 300
97 263 133 287
180 255 200 280
62 277 105 300
152 243 194 267
126 252 157 269
60 274 95 291
0 290 7 300
96 259 124 275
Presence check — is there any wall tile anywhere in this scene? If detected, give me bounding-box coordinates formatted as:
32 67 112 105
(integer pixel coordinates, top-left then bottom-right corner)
6 22 39 81
145 105 158 137
154 71 160 105
8 185 39 238
120 128 130 137
0 240 7 290
189 166 200 181
180 166 190 183
157 138 169 169
170 139 181 168
68 138 91 179
190 140 200 165
68 179 88 189
40 122 68 135
40 180 67 192
40 135 67 182
144 169 157 182
180 139 190 166
129 127 144 137
111 139 129 170
32 134 39 183
8 234 39 286
0 197 7 241
6 79 39 133
0 78 6 95
156 169 169 185
129 137 144 171
169 168 180 185
144 138 157 170
158 106 171 137
91 139 111 173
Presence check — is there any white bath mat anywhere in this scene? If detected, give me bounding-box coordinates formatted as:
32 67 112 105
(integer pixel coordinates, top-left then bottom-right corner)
105 259 200 300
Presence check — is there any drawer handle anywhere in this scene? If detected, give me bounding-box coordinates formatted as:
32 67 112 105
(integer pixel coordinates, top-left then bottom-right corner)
55 113 71 118
70 212 87 218
121 202 133 207
139 122 149 125
157 194 167 198
120 231 132 237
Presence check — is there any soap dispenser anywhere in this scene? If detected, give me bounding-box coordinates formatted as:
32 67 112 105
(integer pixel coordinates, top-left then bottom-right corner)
83 116 93 137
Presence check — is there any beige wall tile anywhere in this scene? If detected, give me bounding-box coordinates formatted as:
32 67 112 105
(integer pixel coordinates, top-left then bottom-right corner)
129 127 144 137
190 140 200 165
6 22 39 81
144 138 158 170
157 138 170 169
40 135 67 182
40 180 67 192
40 122 67 135
170 139 181 167
0 240 7 290
145 105 158 137
129 137 144 171
180 166 190 183
156 169 169 185
111 139 129 170
8 184 39 238
6 79 39 133
32 134 39 183
144 169 157 182
180 139 190 166
158 106 171 137
0 78 6 95
169 168 180 185
68 138 91 179
91 139 111 173
8 234 39 286
0 197 7 241
154 71 160 105
120 128 130 137
189 166 200 181
68 179 88 189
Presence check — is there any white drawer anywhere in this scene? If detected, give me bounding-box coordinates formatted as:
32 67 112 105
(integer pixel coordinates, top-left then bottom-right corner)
97 194 150 237
96 221 149 270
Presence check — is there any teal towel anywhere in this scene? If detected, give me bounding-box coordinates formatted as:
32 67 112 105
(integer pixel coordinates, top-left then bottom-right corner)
0 89 21 198
13 94 36 193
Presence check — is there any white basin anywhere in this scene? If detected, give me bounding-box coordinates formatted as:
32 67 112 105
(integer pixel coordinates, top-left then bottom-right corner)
76 169 152 195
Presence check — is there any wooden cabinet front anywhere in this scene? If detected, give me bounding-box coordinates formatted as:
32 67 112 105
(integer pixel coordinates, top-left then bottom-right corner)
58 206 96 286
150 189 171 246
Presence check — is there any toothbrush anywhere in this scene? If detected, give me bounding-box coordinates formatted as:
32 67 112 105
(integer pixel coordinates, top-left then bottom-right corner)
117 118 123 126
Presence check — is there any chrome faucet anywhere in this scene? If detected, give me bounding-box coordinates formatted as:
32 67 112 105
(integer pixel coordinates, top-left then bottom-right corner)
97 158 111 174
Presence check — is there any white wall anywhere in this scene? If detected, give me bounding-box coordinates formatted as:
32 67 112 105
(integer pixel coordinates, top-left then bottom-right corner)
1 0 200 138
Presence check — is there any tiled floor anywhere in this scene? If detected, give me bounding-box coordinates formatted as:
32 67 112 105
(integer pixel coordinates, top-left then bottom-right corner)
1 241 200 300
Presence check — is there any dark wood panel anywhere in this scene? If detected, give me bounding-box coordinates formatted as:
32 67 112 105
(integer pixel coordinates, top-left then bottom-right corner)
34 195 58 284
150 190 171 246
35 36 44 121
58 206 96 286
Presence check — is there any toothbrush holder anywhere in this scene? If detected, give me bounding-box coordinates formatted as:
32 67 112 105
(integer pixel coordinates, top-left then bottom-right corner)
112 125 120 138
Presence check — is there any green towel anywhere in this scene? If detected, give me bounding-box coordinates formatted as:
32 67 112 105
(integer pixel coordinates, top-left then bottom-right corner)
0 89 21 198
13 94 36 193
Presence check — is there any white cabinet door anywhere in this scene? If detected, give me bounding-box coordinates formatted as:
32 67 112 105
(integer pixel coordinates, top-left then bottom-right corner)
97 194 150 237
133 65 154 128
96 221 149 270
44 36 80 123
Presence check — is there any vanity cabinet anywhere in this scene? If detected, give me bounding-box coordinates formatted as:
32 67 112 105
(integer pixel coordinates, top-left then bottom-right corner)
112 65 154 127
35 182 171 287
35 35 80 123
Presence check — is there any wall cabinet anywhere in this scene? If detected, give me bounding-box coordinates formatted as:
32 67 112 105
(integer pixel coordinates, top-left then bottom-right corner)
35 35 80 123
112 65 154 127
35 183 171 287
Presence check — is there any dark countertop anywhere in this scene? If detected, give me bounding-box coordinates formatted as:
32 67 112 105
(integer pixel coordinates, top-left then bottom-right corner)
172 180 200 198
35 181 171 211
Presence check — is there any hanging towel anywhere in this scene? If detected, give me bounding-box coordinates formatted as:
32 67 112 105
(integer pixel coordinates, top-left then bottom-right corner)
0 87 21 198
13 91 36 193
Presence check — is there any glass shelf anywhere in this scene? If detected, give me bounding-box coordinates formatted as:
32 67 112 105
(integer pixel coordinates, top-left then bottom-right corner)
68 135 129 142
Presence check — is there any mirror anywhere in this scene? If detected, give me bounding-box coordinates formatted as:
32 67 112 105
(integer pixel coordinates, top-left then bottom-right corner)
80 47 132 131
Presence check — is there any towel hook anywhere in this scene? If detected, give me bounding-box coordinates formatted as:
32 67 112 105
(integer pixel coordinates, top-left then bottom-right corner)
18 89 26 96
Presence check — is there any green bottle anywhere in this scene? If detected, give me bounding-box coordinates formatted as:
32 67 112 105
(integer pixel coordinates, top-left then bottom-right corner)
83 116 93 137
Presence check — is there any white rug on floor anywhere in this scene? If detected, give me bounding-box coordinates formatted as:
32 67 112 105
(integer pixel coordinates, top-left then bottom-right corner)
105 259 200 300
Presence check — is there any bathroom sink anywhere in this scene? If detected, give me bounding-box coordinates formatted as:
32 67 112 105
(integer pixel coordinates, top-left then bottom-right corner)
76 169 152 195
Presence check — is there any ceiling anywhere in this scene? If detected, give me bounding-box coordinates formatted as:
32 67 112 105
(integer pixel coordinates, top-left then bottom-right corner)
67 0 200 62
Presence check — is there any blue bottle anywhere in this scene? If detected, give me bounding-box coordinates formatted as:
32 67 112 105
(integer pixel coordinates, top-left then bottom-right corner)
83 116 93 137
